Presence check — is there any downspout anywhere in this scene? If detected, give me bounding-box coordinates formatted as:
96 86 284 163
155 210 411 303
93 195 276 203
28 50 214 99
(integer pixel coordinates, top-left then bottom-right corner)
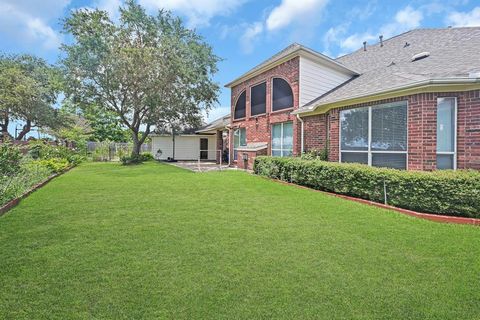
228 127 232 166
296 114 304 154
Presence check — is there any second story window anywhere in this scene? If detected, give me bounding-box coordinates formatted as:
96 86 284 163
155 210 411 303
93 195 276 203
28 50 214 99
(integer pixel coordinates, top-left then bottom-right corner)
272 78 293 111
250 82 266 116
234 91 246 120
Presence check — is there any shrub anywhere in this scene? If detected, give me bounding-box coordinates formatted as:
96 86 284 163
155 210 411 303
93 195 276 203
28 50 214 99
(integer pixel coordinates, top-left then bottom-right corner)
120 154 142 165
35 158 70 173
28 141 84 165
140 152 154 161
301 147 328 161
253 156 480 218
0 159 53 206
0 143 22 177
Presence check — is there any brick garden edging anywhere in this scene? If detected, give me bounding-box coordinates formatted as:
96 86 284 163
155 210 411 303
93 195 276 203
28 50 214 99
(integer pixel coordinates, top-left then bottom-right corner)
0 166 74 217
262 176 480 226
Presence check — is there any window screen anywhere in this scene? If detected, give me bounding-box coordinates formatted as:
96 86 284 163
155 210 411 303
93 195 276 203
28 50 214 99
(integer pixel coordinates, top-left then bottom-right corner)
251 82 266 116
272 78 293 111
372 153 407 169
234 91 246 119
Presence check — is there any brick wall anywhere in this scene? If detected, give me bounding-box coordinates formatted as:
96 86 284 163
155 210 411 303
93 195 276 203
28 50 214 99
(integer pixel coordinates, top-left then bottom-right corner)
302 90 480 170
230 57 300 164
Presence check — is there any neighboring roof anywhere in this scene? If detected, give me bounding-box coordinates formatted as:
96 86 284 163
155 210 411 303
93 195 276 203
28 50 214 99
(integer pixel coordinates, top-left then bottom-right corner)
225 43 358 88
294 27 480 115
196 114 230 134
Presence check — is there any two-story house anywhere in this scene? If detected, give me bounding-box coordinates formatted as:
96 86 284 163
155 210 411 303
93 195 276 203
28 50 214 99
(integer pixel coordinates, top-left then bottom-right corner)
225 27 480 171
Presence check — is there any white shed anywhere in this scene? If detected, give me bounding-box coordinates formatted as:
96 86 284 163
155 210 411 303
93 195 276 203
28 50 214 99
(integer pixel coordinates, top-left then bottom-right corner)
151 134 217 161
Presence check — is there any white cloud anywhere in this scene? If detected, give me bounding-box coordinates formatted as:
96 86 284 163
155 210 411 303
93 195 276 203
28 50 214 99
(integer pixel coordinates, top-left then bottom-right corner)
331 5 423 52
138 0 248 27
240 22 263 54
447 7 480 27
0 1 68 50
92 0 123 20
266 0 328 31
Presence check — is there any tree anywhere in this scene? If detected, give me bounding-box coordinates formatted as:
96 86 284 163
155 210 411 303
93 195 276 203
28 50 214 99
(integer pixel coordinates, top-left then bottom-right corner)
0 54 65 141
61 99 130 142
61 1 220 157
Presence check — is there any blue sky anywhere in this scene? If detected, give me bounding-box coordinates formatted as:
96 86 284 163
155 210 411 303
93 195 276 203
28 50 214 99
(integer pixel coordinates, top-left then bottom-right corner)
1 0 480 129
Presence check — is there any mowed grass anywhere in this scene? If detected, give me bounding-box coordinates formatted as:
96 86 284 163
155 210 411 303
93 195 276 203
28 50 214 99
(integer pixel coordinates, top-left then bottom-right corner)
1 162 479 319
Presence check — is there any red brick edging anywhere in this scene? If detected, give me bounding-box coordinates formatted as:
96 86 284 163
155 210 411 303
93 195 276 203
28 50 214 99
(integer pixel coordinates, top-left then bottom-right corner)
263 176 480 226
0 166 74 217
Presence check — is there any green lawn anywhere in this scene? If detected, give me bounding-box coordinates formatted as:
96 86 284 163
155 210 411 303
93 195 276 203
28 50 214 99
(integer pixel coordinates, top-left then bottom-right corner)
1 162 479 319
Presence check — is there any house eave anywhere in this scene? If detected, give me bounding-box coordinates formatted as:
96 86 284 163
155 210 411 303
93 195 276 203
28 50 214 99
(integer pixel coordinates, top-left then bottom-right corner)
293 78 480 116
224 48 358 88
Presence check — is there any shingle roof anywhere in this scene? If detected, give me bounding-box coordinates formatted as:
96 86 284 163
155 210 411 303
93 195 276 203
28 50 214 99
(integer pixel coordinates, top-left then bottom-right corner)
296 27 480 113
196 114 230 133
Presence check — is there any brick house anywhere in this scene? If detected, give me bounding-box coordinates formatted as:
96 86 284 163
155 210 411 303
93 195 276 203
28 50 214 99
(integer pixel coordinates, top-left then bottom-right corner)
224 27 480 171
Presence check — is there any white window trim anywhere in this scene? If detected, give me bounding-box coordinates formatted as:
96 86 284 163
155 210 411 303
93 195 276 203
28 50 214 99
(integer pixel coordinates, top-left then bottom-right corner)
271 122 293 157
436 97 457 170
339 101 409 169
233 128 246 161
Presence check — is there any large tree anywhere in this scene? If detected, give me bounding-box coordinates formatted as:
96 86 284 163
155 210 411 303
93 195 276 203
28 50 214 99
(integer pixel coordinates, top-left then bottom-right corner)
0 55 64 140
61 1 220 156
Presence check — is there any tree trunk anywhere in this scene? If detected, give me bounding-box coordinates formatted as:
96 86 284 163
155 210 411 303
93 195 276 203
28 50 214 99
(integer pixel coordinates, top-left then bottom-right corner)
15 120 31 141
171 130 176 160
131 132 141 157
0 113 12 141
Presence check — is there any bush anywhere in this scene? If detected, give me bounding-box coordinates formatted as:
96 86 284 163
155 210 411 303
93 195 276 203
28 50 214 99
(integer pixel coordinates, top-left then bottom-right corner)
0 143 22 177
140 152 154 161
253 156 480 218
120 154 142 165
0 159 53 206
301 147 328 161
34 158 70 173
28 141 84 165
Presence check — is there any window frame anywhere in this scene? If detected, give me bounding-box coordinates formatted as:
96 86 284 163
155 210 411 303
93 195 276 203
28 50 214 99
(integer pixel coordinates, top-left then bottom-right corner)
233 127 246 161
271 121 293 157
249 81 267 117
233 90 246 120
436 97 457 170
339 101 409 169
271 77 294 113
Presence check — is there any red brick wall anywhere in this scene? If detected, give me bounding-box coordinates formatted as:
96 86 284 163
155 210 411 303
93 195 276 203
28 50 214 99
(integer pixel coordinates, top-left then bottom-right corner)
236 148 267 170
302 90 480 170
230 57 300 164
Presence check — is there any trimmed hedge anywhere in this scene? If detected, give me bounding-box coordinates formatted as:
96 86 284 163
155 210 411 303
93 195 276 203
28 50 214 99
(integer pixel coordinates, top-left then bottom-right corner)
253 156 480 218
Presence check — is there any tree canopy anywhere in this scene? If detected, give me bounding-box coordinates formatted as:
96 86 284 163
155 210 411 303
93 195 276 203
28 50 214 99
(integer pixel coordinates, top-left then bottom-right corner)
0 54 65 140
61 0 220 156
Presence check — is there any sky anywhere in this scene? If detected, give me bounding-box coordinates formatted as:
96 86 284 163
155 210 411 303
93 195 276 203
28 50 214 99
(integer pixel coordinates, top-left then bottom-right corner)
1 0 480 132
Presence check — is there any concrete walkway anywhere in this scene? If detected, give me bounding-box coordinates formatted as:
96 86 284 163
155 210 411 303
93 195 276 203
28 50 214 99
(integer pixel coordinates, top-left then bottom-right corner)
166 161 232 172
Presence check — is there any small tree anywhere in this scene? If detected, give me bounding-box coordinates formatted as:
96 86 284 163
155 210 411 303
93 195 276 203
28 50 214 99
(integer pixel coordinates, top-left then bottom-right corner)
62 1 220 157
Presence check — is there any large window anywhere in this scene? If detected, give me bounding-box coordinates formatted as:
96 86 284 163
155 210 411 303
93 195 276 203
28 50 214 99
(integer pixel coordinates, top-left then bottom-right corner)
233 128 246 161
340 102 407 169
272 122 293 157
272 78 293 111
234 91 246 120
250 82 266 116
436 97 456 170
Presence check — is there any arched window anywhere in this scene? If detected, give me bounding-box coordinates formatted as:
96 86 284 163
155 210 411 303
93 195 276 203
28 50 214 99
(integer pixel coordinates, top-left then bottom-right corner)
250 82 266 116
234 91 246 119
272 78 293 111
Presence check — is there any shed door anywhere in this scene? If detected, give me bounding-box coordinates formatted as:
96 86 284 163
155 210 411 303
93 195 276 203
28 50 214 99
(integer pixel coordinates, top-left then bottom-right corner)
200 138 208 159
